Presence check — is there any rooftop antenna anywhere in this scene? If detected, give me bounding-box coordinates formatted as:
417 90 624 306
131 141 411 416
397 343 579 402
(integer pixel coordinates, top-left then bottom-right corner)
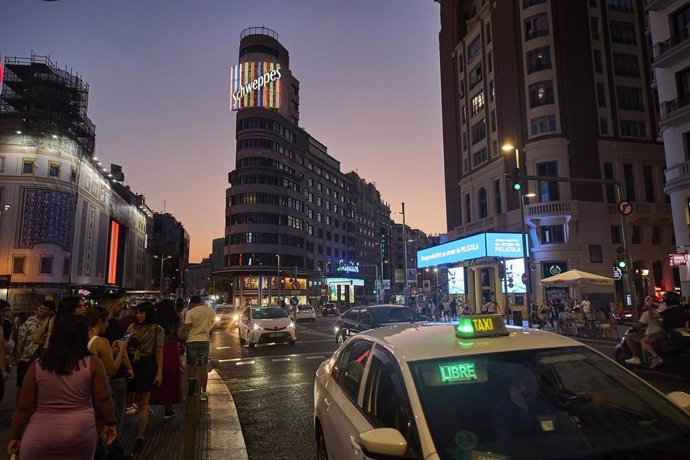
163 200 167 213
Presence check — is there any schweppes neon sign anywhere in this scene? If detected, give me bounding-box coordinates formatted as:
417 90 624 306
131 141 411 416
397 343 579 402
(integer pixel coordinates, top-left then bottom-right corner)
230 61 282 111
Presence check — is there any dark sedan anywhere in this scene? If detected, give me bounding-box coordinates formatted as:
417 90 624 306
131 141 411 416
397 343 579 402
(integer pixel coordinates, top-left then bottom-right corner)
334 304 418 345
321 303 338 317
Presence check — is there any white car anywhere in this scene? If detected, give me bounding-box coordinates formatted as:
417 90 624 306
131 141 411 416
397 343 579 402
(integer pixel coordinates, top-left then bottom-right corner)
214 305 240 328
314 315 690 460
295 304 317 322
239 306 296 348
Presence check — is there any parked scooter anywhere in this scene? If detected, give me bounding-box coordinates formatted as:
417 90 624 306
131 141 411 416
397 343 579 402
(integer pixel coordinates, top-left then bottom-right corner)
615 326 690 377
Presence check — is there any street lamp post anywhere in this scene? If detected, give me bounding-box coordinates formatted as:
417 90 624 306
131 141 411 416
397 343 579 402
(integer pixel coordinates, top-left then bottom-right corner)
153 254 172 297
502 144 531 320
393 203 408 305
276 254 280 306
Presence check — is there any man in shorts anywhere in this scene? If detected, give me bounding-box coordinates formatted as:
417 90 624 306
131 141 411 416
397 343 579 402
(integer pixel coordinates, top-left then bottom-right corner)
184 296 215 400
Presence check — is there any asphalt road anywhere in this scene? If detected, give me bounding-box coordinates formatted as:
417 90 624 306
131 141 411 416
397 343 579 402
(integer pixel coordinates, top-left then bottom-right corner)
209 314 339 460
210 320 690 460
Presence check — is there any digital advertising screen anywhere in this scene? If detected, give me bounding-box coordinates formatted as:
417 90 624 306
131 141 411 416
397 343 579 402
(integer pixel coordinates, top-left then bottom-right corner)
503 258 527 294
230 61 282 111
448 267 466 295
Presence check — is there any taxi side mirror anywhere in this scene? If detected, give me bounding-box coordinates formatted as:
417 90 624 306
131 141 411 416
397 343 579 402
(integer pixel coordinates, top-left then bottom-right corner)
358 427 407 458
667 391 690 414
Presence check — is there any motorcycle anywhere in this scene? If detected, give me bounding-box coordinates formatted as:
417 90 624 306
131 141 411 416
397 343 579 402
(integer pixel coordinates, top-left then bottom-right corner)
615 326 690 377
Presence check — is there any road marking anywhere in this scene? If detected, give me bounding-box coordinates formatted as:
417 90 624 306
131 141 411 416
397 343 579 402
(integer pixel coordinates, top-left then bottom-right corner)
218 358 243 363
216 346 231 350
272 358 291 362
306 355 325 360
296 339 335 343
236 360 255 366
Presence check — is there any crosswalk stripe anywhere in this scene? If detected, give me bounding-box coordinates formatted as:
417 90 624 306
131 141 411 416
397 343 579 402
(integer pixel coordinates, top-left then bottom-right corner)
306 355 325 360
272 358 291 362
236 360 256 366
216 346 231 350
218 358 243 362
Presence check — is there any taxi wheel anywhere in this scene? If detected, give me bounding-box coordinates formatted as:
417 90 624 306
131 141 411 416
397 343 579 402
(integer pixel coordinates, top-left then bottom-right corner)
335 331 345 346
248 342 255 349
289 339 296 346
316 427 328 460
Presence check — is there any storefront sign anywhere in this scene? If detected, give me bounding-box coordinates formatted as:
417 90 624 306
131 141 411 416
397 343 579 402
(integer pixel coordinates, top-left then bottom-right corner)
543 262 568 279
668 253 688 267
336 260 360 274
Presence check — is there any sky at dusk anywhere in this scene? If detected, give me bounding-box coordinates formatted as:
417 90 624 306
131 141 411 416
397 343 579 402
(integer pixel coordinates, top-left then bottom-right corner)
2 1 446 262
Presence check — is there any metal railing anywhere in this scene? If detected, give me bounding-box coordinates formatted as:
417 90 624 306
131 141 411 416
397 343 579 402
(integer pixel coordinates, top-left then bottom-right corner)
240 27 279 40
654 27 690 58
661 93 690 119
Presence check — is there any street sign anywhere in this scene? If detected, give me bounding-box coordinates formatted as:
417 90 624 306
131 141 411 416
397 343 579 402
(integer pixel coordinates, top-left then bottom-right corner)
617 200 633 216
668 253 689 267
289 296 299 306
411 287 419 296
613 266 622 281
521 273 528 284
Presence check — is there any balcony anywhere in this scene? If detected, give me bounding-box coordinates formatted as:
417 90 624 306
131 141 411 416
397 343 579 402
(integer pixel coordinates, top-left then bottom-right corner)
659 93 690 126
653 27 690 68
645 0 676 11
606 202 671 219
526 200 579 219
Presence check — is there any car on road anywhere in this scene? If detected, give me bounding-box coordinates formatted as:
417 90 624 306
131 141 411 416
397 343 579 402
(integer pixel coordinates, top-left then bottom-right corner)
239 305 296 348
214 304 241 328
314 315 690 460
321 303 338 317
334 304 418 345
295 304 317 322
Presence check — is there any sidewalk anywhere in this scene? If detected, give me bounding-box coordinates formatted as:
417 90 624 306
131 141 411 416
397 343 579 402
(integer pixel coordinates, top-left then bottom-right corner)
0 367 246 459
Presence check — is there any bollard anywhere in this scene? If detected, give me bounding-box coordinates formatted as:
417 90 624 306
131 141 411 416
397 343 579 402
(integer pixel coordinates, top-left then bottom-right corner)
183 377 200 460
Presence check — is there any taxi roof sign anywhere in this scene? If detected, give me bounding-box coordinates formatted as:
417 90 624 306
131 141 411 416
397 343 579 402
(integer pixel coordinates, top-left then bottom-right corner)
455 315 509 339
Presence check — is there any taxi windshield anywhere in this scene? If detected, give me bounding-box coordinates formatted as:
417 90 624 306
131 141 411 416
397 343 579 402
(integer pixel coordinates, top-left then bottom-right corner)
409 346 690 459
370 307 415 323
252 307 287 319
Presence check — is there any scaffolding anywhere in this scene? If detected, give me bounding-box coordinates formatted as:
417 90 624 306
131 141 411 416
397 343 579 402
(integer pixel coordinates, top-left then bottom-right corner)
0 52 96 157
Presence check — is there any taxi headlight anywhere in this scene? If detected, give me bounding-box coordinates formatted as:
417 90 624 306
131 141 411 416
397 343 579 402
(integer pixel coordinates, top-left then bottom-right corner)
215 315 220 321
233 314 240 321
288 321 295 328
334 326 340 333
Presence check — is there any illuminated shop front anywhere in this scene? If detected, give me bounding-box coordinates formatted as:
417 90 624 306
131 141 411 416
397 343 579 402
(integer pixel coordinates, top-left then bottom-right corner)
417 232 528 315
233 274 309 307
326 277 363 305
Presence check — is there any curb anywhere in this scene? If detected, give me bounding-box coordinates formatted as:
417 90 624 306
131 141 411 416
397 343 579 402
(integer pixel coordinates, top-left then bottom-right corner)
197 369 248 460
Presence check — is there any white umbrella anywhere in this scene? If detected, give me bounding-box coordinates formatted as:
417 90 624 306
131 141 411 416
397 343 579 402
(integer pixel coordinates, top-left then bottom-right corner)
540 269 614 286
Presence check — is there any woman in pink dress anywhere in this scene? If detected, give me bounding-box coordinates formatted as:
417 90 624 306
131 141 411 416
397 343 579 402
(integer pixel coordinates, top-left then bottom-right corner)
7 315 117 459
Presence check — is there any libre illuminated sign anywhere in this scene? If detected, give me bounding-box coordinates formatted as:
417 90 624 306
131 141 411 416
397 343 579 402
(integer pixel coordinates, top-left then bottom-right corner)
230 61 282 111
439 362 477 383
417 232 528 268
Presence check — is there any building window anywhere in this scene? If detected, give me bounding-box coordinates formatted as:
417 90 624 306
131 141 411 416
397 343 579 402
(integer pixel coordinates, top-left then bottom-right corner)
620 119 646 137
22 160 35 175
70 168 77 182
489 80 495 101
468 35 481 63
530 115 557 135
589 245 603 263
469 64 483 89
40 256 53 275
623 164 636 201
541 225 565 244
523 0 546 7
478 188 488 218
593 50 603 73
526 47 551 73
13 256 26 274
671 4 690 38
465 193 472 224
613 53 640 77
471 91 485 117
603 162 616 203
632 226 641 244
49 163 60 178
491 110 497 132
684 132 690 161
536 161 559 202
462 132 468 151
616 86 644 111
486 22 492 43
596 83 607 107
63 258 70 275
528 80 554 108
488 53 493 73
471 119 486 145
607 0 633 12
652 227 661 244
643 165 655 202
590 17 600 40
494 180 502 213
472 148 488 168
611 225 622 244
610 21 636 44
525 13 549 41
599 117 609 135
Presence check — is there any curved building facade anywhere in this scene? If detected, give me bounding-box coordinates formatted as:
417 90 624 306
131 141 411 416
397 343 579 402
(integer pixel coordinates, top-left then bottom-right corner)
224 28 369 307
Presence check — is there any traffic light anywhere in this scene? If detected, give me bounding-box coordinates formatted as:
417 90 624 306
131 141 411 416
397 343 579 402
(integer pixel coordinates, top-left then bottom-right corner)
633 268 641 276
616 251 627 270
506 167 522 191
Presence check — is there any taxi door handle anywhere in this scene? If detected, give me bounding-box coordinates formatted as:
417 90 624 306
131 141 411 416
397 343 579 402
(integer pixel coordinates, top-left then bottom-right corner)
323 397 331 410
350 435 361 452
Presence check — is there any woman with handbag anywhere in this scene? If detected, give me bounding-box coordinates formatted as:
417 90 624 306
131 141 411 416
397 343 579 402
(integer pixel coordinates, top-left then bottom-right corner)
149 299 184 419
125 302 164 454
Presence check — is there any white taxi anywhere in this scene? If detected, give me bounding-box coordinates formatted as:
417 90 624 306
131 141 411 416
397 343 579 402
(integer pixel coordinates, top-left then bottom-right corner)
313 315 690 460
239 305 296 348
296 304 317 322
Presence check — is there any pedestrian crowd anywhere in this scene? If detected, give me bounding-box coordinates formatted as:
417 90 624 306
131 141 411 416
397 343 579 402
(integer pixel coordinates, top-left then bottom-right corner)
0 293 215 459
